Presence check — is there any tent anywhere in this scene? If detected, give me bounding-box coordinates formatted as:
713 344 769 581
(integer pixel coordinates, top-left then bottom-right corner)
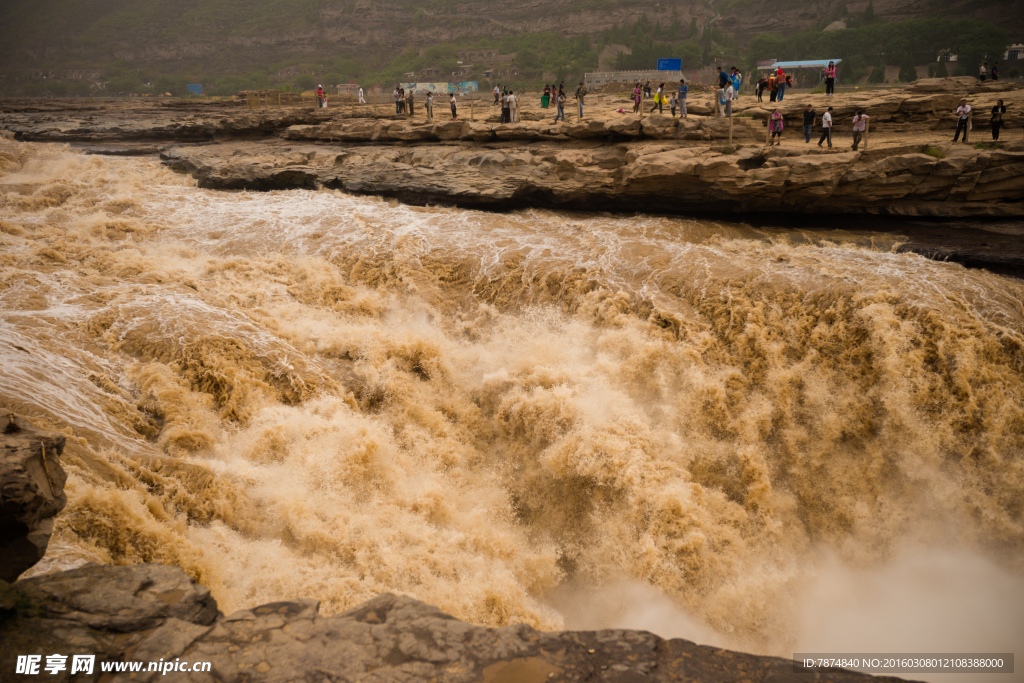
756 59 842 86
762 59 843 71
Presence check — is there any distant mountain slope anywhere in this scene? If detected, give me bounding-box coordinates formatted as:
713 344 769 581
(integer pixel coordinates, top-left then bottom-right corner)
716 0 1024 44
0 0 715 72
0 0 1015 80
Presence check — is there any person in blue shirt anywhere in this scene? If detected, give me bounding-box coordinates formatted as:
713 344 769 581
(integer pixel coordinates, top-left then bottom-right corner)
717 67 729 89
677 79 688 118
730 67 742 101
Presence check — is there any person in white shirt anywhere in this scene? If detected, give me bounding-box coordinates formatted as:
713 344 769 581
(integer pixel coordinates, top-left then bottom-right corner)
954 99 972 142
450 93 458 120
493 85 500 106
358 87 365 104
509 91 518 123
852 110 869 150
818 106 833 147
426 91 434 120
393 87 401 114
724 84 734 116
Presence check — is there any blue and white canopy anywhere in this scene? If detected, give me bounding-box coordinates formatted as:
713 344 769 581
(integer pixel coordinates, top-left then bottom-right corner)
759 59 843 71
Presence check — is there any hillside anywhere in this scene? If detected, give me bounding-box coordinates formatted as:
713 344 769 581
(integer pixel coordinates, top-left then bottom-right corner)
716 0 1024 44
0 0 1018 96
0 0 714 72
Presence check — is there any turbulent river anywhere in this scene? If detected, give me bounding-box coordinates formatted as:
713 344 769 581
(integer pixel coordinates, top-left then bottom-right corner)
1 139 1023 672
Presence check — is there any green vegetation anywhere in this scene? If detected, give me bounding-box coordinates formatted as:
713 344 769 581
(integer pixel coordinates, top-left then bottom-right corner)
0 0 1008 98
747 17 1007 82
898 58 917 83
925 146 946 159
927 60 950 78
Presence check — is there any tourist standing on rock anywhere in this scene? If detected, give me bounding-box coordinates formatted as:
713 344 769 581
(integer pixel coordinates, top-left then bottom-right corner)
776 67 787 101
494 85 500 105
554 90 566 122
670 93 678 117
653 83 664 114
644 80 651 100
803 104 815 143
678 79 688 117
823 62 837 96
633 84 642 113
768 73 778 102
406 89 414 117
991 99 1006 140
576 83 587 119
731 67 742 100
980 63 988 81
852 110 869 150
501 90 510 123
317 84 324 107
819 106 834 147
769 109 784 145
394 86 401 115
450 93 458 120
542 84 551 108
426 91 434 120
358 86 365 104
992 62 1000 80
509 90 519 123
954 98 972 142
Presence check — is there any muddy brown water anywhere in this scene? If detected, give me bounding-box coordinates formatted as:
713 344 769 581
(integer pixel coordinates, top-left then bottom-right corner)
1 139 1022 675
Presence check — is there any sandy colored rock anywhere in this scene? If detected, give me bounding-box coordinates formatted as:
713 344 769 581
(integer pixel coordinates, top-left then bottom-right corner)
0 563 918 683
0 415 67 583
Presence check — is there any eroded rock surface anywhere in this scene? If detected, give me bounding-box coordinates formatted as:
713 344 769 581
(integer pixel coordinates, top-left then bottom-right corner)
0 563 914 683
0 415 67 582
158 138 1024 219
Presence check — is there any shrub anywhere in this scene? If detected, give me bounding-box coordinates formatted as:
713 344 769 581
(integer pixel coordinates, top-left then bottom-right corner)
1010 67 1021 79
935 60 949 77
925 146 946 159
898 59 918 83
868 65 887 83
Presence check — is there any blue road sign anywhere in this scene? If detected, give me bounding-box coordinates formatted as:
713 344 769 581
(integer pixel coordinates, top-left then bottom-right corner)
657 59 682 71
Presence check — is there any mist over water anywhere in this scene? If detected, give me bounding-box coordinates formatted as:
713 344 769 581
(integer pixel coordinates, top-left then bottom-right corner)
2 139 1022 676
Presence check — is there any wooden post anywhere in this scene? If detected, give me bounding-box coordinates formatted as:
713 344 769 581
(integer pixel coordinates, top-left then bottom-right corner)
766 118 771 146
863 119 870 151
729 116 734 145
966 111 972 143
471 98 474 122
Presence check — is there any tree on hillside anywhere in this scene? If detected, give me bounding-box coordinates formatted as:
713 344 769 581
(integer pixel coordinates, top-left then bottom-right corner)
935 60 948 77
898 58 917 82
687 18 698 38
868 65 886 83
863 0 876 25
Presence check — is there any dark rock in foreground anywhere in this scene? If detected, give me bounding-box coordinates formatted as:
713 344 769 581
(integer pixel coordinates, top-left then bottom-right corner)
0 563 915 682
0 415 67 583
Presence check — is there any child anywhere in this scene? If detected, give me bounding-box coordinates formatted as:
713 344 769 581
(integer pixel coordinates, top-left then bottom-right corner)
769 109 784 145
670 94 678 117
